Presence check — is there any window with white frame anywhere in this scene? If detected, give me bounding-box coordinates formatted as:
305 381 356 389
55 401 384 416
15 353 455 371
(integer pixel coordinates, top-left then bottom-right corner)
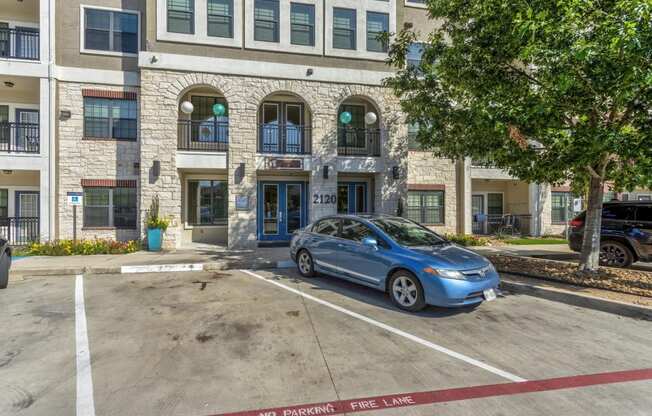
254 0 280 42
290 3 315 46
366 11 388 53
83 187 137 228
168 0 195 34
333 7 356 50
83 8 139 54
207 0 233 38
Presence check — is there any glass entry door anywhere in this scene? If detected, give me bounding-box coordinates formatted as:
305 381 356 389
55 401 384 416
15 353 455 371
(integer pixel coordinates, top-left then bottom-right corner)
472 194 484 234
258 181 307 241
337 182 367 214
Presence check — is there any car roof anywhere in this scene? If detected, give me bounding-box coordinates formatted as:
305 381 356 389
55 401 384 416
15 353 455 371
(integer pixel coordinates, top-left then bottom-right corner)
603 201 651 206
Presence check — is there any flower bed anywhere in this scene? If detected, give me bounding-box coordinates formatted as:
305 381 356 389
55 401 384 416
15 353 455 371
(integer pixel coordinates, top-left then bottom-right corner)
487 254 652 298
14 239 141 256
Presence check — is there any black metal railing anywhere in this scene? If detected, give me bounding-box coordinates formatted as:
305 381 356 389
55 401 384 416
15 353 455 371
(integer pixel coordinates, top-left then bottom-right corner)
0 217 39 246
0 28 40 60
258 124 311 154
0 122 40 153
337 128 382 157
177 119 229 152
472 214 532 236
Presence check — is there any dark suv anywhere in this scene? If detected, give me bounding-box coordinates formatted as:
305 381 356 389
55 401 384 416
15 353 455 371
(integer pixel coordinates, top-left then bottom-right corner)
569 201 652 267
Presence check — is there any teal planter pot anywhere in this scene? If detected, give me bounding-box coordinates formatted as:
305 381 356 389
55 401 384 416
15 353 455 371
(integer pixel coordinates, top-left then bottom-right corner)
147 228 163 252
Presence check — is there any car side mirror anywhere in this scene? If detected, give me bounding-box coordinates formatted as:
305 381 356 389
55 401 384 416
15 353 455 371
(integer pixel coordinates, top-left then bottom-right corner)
362 237 378 249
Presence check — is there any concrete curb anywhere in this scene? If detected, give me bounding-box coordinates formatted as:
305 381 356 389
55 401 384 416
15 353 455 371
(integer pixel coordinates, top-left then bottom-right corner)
500 279 652 321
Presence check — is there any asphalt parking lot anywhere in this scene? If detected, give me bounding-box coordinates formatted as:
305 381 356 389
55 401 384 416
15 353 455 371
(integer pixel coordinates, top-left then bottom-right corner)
1 268 651 416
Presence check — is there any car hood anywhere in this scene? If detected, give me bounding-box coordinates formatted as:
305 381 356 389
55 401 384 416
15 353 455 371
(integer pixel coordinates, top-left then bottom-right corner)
407 244 490 270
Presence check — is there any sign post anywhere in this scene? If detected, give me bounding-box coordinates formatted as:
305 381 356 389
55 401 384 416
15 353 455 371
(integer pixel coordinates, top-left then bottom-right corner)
67 192 83 242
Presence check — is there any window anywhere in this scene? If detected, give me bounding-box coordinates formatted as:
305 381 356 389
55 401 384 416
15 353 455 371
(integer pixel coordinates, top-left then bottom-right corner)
406 0 426 3
487 193 503 216
333 8 356 50
638 195 652 201
407 42 424 70
84 97 138 140
341 219 375 242
207 0 233 38
290 3 315 46
636 206 652 221
602 205 636 221
0 189 7 218
407 191 444 224
84 8 139 54
551 192 573 224
187 180 227 225
366 12 388 52
371 217 446 247
168 0 194 34
254 0 279 42
313 218 339 236
83 187 136 228
407 122 420 150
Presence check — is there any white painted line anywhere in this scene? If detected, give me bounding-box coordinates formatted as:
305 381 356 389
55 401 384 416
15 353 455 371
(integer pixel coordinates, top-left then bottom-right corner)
75 275 96 416
120 263 204 274
240 269 527 383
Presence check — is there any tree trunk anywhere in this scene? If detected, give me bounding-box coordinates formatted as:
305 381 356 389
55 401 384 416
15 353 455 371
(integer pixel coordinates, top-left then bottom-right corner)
579 175 605 271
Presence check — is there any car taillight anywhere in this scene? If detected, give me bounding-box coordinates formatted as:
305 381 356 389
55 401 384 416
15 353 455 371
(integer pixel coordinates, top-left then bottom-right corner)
569 218 584 228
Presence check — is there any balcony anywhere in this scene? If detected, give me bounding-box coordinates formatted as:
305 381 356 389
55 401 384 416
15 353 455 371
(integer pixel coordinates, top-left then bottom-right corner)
0 122 40 153
0 217 39 245
337 128 382 157
0 28 40 61
258 124 311 154
177 120 228 152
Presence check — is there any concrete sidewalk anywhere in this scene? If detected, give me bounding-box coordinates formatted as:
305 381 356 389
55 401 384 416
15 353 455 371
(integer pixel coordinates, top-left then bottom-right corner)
11 245 293 277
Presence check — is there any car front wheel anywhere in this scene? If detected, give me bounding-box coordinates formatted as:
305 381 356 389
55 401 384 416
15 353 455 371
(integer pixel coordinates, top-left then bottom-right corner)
389 271 426 312
599 241 633 268
296 249 315 278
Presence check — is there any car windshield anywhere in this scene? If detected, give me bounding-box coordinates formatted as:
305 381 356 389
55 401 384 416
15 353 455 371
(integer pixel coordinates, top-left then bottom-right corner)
370 217 447 247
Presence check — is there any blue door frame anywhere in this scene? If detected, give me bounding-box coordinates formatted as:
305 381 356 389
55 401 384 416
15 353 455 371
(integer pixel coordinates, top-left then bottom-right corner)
338 182 368 214
257 181 308 241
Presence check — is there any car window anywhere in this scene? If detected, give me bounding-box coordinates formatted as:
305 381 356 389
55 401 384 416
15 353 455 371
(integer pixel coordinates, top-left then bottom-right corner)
313 218 339 236
602 205 636 221
635 206 652 222
340 219 376 242
371 217 446 247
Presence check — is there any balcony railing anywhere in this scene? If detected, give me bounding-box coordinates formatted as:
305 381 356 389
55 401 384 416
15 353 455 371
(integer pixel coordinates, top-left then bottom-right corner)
258 124 311 154
337 128 382 157
0 28 40 60
0 217 39 246
177 120 229 152
0 122 40 153
472 214 532 236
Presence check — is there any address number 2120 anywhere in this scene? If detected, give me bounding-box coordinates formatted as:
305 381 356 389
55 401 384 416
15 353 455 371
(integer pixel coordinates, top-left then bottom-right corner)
313 194 337 204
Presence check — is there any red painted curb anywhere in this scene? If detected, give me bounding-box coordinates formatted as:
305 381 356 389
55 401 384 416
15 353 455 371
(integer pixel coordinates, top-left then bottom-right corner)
208 368 652 416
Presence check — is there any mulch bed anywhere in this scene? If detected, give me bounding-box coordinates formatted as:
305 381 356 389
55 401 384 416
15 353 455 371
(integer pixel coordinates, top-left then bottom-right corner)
487 255 652 298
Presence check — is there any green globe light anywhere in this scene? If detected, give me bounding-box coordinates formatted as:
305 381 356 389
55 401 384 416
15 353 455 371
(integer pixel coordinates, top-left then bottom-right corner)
213 103 226 117
339 111 352 124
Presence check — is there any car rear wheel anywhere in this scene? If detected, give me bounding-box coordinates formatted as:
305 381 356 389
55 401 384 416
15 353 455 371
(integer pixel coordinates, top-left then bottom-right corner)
389 271 426 312
599 241 633 268
0 251 10 289
296 250 315 278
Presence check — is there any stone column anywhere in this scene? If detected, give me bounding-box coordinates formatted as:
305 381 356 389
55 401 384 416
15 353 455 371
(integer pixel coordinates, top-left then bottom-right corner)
309 110 339 221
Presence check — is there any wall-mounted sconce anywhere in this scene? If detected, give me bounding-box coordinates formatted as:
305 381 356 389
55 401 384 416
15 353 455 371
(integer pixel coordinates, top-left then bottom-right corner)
2 170 13 175
59 110 71 120
152 160 160 177
306 68 314 76
323 165 329 179
133 162 140 175
392 166 400 180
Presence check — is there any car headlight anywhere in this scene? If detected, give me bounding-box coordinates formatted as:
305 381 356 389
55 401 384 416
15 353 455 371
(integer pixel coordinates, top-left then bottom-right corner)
423 267 465 280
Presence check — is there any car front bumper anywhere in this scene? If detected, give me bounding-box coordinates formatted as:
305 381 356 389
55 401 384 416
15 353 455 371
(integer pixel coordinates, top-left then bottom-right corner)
419 271 501 307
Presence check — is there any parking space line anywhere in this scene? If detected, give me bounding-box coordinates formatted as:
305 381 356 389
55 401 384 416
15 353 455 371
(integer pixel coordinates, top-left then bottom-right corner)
121 263 204 274
240 270 527 383
209 368 652 416
75 275 96 416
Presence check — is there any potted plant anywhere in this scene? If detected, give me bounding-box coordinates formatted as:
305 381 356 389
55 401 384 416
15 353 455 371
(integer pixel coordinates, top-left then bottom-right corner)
145 195 170 252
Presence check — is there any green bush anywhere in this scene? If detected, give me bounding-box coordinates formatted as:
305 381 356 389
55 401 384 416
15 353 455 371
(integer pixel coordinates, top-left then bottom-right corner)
14 239 141 256
443 233 490 247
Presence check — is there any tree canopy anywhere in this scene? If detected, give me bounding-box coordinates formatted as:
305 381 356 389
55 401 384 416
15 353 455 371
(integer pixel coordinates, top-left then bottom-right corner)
385 0 652 192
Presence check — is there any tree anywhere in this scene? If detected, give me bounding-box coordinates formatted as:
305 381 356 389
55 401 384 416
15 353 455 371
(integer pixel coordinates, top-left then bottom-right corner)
384 0 652 271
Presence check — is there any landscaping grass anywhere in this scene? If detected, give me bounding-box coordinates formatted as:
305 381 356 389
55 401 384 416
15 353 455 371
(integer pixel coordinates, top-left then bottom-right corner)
503 237 568 245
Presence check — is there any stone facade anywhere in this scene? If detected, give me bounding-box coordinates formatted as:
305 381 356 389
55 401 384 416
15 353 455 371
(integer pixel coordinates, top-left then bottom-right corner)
407 151 458 234
56 81 140 241
139 69 406 249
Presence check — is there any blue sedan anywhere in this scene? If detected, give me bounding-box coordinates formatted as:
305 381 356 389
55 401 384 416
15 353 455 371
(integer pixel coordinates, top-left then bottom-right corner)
290 214 499 311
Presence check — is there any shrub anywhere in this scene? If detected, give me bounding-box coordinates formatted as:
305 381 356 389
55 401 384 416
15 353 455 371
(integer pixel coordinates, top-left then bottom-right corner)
15 239 141 256
443 233 490 247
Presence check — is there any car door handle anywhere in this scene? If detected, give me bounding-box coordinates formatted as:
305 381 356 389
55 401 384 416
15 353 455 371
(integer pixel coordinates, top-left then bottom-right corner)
337 243 345 248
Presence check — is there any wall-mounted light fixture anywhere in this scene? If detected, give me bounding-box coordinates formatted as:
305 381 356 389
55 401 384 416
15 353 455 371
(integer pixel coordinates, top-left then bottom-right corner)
59 110 71 120
323 165 329 179
306 68 314 76
152 160 160 177
2 170 13 175
392 166 400 180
